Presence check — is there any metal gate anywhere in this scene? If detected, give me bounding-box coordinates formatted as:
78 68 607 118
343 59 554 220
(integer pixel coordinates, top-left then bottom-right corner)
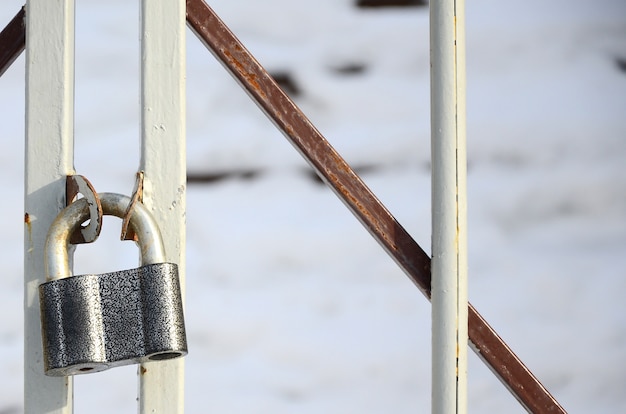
1 1 566 412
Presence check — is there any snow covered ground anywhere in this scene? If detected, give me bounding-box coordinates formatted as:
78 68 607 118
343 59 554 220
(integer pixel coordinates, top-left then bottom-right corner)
1 0 625 412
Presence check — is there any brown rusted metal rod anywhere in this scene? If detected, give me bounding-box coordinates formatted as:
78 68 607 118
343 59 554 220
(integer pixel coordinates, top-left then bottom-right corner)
186 1 567 412
0 6 25 77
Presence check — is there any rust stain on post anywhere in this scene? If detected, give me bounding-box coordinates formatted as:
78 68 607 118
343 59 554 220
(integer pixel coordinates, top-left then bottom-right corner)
24 212 34 253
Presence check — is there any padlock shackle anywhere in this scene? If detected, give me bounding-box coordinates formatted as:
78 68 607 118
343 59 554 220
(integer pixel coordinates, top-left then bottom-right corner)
45 192 166 281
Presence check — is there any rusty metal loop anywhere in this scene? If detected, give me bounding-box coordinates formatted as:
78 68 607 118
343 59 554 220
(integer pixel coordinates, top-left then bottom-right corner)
121 171 144 241
66 175 103 244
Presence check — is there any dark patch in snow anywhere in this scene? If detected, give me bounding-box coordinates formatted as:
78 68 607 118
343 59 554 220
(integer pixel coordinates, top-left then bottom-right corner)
615 57 626 73
331 62 368 76
187 169 262 184
356 0 428 8
187 165 385 186
270 71 301 97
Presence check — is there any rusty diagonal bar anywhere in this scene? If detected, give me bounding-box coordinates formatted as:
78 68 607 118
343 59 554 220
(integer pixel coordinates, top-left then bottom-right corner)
0 6 24 77
1 3 566 413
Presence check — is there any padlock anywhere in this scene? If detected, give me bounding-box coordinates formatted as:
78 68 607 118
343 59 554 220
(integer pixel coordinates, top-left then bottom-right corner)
39 192 187 376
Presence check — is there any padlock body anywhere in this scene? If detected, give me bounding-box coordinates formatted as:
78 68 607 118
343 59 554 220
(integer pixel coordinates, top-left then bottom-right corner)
39 263 187 376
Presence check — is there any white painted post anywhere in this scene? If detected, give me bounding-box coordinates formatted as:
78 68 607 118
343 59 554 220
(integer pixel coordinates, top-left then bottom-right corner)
430 0 468 412
24 0 76 412
138 0 187 412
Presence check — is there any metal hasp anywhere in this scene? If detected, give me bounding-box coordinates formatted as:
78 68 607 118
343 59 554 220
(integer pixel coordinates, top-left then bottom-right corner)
38 193 187 376
65 174 103 244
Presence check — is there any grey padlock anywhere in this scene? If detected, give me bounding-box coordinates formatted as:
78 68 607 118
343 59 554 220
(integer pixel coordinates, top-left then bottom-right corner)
39 192 187 376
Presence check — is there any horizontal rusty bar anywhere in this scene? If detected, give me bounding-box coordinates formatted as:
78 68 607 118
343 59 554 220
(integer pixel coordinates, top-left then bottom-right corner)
0 6 25 77
186 1 567 413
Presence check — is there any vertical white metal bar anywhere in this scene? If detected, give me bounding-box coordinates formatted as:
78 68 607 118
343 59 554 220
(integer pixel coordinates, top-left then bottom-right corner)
139 0 186 412
24 0 75 412
430 0 468 412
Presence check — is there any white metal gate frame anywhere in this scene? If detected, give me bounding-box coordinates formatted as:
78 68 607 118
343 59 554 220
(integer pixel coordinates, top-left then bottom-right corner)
24 0 185 412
